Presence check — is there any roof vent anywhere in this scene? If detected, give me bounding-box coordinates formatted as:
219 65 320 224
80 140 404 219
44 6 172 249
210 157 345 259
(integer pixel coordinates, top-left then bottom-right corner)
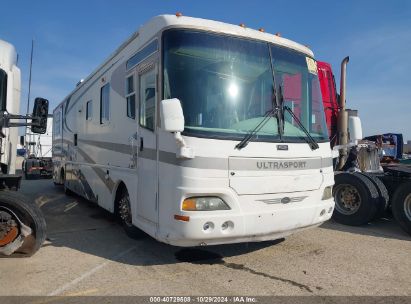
76 79 84 87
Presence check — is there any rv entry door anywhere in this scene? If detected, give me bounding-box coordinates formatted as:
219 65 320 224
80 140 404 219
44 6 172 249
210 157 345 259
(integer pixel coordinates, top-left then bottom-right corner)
137 65 158 224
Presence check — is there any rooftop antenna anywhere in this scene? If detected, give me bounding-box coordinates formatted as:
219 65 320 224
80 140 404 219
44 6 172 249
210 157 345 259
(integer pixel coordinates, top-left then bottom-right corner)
25 39 34 156
26 39 34 115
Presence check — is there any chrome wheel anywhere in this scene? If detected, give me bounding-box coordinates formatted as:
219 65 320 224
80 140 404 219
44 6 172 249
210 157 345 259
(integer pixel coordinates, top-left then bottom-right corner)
334 184 362 215
118 194 132 227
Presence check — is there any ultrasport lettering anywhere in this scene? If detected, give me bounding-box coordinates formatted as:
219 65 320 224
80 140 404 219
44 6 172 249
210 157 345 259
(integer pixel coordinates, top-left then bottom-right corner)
256 161 307 170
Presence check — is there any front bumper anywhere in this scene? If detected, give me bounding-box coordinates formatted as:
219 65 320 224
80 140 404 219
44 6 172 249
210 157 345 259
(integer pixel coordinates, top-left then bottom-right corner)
160 193 335 247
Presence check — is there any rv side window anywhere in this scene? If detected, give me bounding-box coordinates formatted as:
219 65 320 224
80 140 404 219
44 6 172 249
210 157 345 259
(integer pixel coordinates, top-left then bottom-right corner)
100 83 110 124
139 69 156 131
54 112 61 135
86 100 93 120
126 75 136 119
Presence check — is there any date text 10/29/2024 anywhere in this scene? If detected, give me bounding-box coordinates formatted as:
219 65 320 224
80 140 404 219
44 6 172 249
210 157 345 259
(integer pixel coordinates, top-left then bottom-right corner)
149 297 257 303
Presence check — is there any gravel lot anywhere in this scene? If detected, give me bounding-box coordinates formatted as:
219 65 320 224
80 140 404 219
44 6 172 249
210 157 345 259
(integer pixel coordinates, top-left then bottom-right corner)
1 178 410 297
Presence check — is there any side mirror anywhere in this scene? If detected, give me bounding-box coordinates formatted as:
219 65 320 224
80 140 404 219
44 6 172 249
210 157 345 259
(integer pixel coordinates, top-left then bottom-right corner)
31 97 49 134
160 98 184 133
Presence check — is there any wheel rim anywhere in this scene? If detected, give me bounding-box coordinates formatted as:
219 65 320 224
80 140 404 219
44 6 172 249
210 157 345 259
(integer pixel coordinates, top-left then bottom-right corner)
118 194 133 227
404 194 411 221
0 210 19 246
334 183 362 215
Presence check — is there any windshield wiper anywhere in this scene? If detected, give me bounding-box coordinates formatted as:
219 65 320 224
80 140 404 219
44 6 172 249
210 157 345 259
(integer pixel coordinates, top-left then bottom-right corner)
277 84 319 150
235 108 278 150
283 105 319 150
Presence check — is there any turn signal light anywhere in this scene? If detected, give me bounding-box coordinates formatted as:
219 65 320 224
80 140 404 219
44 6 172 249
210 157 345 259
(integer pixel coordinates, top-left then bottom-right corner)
174 214 190 222
176 12 183 17
182 197 230 211
182 198 196 211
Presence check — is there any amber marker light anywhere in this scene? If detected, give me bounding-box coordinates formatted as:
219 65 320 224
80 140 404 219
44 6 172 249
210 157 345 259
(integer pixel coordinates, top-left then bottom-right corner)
258 28 265 32
182 197 230 211
175 12 183 17
174 214 190 222
182 198 196 211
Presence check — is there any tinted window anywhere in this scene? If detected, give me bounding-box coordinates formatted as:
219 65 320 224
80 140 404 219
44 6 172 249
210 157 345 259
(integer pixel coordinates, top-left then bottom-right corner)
139 69 156 130
126 40 158 70
100 84 110 123
54 111 61 135
86 100 92 120
0 69 7 111
126 75 136 119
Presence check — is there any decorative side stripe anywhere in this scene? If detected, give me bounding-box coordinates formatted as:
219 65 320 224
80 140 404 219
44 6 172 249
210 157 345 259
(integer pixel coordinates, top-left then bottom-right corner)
78 138 132 155
159 151 228 170
76 147 115 193
56 138 333 171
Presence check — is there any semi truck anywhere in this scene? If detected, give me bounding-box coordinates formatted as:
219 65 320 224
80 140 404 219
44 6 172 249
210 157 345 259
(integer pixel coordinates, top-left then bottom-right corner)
22 116 53 179
317 57 411 235
0 39 49 256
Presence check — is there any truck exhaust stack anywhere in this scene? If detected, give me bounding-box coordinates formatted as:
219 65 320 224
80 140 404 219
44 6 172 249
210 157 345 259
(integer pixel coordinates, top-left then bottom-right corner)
337 56 350 169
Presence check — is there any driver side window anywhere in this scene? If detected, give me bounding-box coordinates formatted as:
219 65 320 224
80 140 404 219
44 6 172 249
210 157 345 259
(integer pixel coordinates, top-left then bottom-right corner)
139 69 156 131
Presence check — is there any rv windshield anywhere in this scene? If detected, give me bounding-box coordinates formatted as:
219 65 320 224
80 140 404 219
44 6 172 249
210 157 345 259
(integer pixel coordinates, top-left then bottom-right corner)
162 29 329 142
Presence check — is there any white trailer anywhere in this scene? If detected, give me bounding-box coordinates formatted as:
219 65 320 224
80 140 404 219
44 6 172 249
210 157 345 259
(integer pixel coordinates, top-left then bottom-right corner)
26 116 53 157
52 14 335 246
0 39 20 174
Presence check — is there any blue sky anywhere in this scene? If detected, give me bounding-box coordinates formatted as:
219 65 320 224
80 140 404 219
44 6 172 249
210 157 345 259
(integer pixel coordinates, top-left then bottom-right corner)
1 0 410 140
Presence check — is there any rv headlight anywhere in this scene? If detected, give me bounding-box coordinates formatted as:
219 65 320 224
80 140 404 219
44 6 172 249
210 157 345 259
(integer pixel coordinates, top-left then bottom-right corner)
182 197 230 211
322 186 333 200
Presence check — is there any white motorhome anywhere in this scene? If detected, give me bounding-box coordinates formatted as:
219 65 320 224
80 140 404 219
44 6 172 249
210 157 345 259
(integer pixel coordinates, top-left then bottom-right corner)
0 39 20 174
52 14 335 246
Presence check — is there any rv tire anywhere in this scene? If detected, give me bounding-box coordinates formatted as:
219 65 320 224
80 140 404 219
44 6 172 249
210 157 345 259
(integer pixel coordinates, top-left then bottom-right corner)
64 183 73 196
62 171 73 196
118 189 144 239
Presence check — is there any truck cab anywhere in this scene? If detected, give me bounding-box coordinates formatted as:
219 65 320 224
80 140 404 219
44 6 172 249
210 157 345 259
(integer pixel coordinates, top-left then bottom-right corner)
317 61 339 146
0 39 21 174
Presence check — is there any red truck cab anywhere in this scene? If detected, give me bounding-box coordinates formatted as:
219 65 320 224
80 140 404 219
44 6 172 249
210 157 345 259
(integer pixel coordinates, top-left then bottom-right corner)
317 61 339 145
